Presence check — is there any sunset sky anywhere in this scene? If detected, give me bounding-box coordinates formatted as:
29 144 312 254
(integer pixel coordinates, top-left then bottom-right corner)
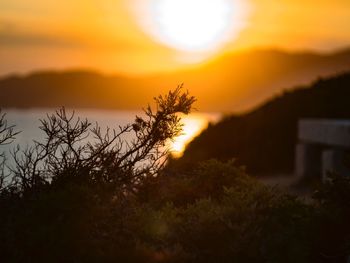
1 0 350 76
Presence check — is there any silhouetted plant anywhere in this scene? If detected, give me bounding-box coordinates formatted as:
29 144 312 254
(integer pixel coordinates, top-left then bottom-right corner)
0 109 19 191
7 87 195 194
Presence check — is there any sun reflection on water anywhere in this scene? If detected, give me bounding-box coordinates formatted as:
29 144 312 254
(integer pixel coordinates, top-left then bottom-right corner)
170 113 219 158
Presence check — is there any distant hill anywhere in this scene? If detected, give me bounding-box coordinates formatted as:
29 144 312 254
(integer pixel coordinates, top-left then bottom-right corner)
169 72 350 175
1 48 350 112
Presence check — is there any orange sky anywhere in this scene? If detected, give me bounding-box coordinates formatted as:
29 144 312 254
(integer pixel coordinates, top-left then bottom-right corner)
1 0 350 76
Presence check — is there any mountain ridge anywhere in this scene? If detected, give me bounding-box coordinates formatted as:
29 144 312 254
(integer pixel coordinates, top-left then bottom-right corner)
1 47 350 112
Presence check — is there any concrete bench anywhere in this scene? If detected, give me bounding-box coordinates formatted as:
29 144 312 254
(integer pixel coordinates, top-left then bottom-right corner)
295 119 350 181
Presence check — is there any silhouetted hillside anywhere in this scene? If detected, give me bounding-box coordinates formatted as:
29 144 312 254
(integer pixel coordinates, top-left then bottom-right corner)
1 48 350 112
170 72 350 175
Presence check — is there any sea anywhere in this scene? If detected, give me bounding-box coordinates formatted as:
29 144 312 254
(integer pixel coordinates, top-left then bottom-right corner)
0 109 220 169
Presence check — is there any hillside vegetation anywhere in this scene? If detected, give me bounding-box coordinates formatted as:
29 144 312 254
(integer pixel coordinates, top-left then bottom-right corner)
170 72 350 175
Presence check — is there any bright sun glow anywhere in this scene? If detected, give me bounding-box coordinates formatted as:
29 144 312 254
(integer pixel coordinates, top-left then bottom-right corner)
133 0 249 53
152 0 233 51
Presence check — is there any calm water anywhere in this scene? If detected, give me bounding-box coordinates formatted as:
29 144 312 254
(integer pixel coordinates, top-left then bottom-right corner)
0 109 220 162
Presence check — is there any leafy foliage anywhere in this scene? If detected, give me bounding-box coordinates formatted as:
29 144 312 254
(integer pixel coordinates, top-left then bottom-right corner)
136 160 313 263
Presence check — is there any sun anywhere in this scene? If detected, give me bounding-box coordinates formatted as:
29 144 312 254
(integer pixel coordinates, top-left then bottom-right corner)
152 0 234 51
133 0 249 53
